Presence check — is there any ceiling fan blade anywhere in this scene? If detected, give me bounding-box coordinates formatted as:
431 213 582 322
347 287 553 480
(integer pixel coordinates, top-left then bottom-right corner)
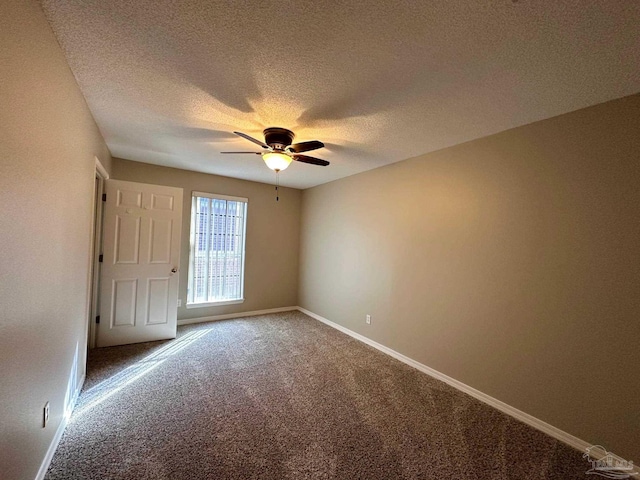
220 151 262 154
233 131 269 149
293 154 330 166
288 140 324 153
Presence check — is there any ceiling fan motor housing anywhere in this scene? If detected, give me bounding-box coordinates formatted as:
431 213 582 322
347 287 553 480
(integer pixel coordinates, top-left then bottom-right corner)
264 127 295 150
224 128 329 166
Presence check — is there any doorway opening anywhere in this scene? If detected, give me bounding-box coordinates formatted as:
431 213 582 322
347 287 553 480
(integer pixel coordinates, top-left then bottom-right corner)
88 158 109 349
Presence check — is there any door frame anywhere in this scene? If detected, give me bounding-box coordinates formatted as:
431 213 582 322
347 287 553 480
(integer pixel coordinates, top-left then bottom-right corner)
87 157 109 349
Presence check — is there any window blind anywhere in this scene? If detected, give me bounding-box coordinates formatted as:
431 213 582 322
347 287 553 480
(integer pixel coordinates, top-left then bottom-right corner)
188 193 247 305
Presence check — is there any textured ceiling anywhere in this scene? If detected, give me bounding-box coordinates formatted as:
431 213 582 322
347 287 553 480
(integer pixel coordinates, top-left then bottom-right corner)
41 0 640 189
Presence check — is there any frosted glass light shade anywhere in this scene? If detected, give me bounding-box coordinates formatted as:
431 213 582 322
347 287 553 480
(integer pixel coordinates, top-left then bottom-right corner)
262 152 292 171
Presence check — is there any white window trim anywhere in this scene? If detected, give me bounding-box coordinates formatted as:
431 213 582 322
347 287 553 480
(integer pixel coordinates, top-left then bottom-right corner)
186 299 245 309
192 191 248 203
187 192 248 307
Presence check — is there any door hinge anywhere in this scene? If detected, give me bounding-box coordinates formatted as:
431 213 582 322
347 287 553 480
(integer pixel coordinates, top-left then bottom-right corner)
95 315 100 324
102 193 106 201
99 254 104 263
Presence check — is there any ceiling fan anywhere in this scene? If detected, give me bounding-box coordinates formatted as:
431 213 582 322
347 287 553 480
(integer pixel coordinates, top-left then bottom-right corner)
221 127 329 172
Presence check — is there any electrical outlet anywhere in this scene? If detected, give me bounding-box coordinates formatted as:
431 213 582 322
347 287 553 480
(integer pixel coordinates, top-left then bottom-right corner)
43 402 50 428
366 314 371 325
177 298 182 308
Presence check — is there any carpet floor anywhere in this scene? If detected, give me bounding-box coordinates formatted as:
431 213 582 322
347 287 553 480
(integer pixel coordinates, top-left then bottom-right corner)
46 311 590 479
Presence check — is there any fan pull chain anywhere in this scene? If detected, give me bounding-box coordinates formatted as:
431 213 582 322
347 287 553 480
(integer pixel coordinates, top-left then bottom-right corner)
275 170 280 202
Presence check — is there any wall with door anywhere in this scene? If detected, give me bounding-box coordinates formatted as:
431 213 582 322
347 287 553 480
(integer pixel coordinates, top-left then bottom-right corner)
112 158 301 321
0 1 112 479
299 93 640 461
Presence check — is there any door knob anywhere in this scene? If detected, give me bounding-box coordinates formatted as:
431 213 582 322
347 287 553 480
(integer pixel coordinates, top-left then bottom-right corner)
171 267 178 273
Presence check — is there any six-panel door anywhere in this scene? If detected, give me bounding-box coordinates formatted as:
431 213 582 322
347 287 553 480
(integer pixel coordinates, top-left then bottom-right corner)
98 180 183 347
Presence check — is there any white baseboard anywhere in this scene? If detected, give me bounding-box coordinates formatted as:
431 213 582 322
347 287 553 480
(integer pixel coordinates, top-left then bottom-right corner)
34 308 629 476
178 306 298 326
35 374 85 480
296 307 601 458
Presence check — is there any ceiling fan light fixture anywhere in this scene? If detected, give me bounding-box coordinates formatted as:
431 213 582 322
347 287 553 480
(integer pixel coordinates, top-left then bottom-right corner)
262 151 292 172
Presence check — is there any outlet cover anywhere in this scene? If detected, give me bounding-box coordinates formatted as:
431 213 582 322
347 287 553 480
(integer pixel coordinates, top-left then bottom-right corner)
366 314 371 325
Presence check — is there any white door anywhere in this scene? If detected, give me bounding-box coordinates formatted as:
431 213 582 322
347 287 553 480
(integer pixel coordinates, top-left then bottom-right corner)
97 180 183 347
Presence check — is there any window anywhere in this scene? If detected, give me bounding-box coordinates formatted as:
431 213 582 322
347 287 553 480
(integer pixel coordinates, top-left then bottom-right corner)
187 192 248 307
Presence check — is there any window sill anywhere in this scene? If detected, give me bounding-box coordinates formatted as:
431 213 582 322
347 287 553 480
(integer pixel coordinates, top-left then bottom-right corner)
186 299 245 309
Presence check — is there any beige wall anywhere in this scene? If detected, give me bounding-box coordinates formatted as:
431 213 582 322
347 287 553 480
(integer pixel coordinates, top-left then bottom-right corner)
0 1 112 479
299 94 640 461
112 159 301 320
2 2 637 475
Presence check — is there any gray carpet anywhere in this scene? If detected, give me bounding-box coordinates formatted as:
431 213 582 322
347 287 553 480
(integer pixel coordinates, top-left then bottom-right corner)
46 311 589 479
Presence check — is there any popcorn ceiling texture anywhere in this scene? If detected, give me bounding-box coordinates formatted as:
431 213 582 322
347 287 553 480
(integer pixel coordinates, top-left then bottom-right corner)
40 0 640 188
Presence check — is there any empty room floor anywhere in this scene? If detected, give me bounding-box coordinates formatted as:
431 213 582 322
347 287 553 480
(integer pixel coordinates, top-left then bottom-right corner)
46 311 589 479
